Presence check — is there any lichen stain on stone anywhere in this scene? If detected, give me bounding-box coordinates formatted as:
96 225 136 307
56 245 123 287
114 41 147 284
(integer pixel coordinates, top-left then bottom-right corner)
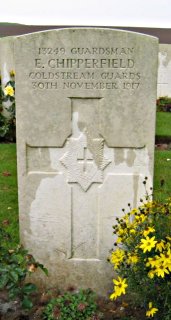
114 149 137 167
77 121 86 133
114 149 125 165
25 174 60 248
126 149 136 167
28 175 70 256
27 146 52 172
72 102 104 169
76 117 104 170
25 175 44 235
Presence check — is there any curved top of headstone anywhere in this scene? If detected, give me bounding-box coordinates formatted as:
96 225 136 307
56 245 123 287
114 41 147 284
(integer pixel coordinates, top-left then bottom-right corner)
15 27 158 39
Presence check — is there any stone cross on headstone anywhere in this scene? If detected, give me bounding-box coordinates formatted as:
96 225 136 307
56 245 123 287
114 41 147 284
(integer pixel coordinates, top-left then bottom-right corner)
77 146 93 172
59 103 111 192
14 28 158 294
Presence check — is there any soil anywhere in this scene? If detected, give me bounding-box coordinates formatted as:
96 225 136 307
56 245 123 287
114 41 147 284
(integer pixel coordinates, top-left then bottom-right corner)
0 289 146 320
155 143 171 150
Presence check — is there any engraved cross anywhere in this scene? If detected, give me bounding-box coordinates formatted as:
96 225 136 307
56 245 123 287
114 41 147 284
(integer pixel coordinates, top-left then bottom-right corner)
77 147 94 172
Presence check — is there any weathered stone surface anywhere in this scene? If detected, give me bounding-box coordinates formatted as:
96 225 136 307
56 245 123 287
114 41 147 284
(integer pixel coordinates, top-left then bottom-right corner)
14 28 158 294
158 44 171 97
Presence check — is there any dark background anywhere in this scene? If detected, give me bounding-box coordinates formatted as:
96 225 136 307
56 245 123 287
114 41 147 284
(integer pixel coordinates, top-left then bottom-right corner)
0 24 171 43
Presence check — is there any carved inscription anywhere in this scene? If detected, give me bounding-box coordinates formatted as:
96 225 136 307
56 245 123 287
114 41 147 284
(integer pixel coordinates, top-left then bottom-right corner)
28 46 141 91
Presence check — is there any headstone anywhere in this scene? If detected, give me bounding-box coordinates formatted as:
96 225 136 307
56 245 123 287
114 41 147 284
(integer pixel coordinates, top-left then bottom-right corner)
0 36 15 116
0 36 15 85
158 44 171 97
14 28 158 294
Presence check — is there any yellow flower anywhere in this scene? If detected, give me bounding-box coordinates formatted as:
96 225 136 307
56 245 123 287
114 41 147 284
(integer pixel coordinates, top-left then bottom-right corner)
118 228 125 236
110 249 125 269
123 214 130 225
127 253 139 264
110 291 118 300
143 227 155 237
135 214 146 223
4 85 14 96
116 237 122 244
155 264 169 278
145 201 154 209
10 70 15 77
146 302 158 317
160 249 171 271
113 277 128 295
139 236 157 253
110 277 128 300
130 208 138 215
146 255 160 268
155 240 165 252
148 270 155 279
129 228 136 234
166 242 171 250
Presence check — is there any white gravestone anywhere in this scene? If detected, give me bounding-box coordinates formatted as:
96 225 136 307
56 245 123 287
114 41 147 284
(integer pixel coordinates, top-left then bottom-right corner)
14 28 158 294
158 44 171 97
0 36 14 85
0 36 15 116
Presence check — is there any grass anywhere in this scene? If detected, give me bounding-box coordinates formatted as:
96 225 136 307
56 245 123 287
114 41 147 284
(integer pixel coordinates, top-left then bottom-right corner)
0 143 19 244
0 143 171 244
156 112 171 137
153 150 171 201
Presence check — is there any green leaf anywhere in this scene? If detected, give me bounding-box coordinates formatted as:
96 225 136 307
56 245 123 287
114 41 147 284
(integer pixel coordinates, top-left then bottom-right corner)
9 270 19 282
0 275 8 288
22 296 33 310
9 287 21 299
23 283 37 294
38 264 48 276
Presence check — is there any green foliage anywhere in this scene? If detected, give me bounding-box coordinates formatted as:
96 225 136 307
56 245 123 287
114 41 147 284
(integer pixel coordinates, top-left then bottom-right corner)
0 144 19 243
0 222 48 310
110 179 171 319
154 150 171 201
43 289 100 320
0 72 16 141
0 112 9 137
157 96 171 112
